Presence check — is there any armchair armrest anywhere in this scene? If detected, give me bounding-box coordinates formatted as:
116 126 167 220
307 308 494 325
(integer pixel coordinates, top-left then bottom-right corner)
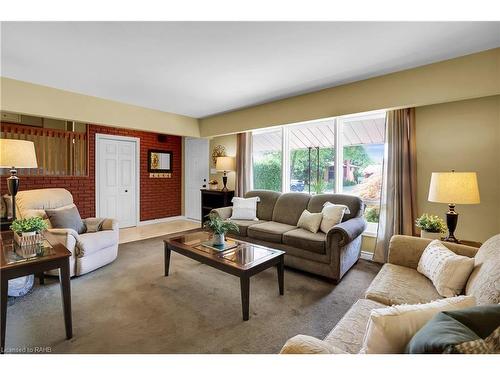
45 228 79 255
100 218 119 231
210 207 233 220
388 235 479 269
327 216 366 247
280 335 348 354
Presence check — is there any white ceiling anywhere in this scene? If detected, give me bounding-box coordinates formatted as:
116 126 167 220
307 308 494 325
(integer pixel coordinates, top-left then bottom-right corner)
2 22 499 118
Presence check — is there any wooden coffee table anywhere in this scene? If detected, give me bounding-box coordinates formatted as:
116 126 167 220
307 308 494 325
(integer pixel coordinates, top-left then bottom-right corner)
1 231 72 354
164 230 285 321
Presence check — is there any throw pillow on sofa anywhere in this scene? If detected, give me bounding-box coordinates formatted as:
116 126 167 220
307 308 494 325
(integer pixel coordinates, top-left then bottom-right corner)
360 295 476 354
297 209 323 233
417 240 475 297
406 304 500 354
320 202 351 233
230 196 260 221
46 204 86 234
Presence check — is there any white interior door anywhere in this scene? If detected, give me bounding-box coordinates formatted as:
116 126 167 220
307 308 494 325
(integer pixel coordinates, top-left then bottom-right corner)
184 137 209 220
96 135 138 228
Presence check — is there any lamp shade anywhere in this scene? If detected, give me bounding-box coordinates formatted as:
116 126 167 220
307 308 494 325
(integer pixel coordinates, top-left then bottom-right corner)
428 171 480 204
216 156 235 172
0 139 38 168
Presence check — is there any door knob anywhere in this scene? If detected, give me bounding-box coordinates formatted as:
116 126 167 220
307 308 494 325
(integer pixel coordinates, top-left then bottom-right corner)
125 190 128 192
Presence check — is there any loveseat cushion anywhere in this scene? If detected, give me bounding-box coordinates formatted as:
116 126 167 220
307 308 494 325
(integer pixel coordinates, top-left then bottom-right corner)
77 230 117 257
244 190 281 221
272 193 310 226
365 263 442 306
465 234 500 305
228 219 267 237
324 298 386 354
283 228 326 254
247 221 297 243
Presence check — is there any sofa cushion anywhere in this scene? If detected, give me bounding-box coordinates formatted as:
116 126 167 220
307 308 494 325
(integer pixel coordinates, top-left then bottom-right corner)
307 193 362 221
230 197 260 220
283 228 326 254
247 221 296 243
324 298 386 354
365 263 442 306
465 234 500 305
272 193 310 226
228 219 267 237
77 230 117 256
297 209 323 233
244 190 281 221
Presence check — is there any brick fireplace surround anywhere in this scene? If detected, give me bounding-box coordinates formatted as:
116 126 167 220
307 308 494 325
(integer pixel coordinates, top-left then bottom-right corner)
0 123 182 222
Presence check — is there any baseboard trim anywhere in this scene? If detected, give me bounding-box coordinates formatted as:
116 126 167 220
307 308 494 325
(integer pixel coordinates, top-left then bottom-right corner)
138 216 192 226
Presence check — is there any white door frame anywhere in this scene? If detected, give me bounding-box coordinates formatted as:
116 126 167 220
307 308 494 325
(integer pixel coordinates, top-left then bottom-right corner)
95 133 141 227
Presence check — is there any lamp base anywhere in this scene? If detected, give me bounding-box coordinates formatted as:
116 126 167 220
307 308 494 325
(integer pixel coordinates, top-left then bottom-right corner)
7 168 20 220
221 174 228 192
444 204 460 243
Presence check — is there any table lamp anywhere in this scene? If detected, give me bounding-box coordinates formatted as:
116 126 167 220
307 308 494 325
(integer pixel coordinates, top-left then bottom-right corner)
428 170 480 243
216 156 235 192
0 139 38 219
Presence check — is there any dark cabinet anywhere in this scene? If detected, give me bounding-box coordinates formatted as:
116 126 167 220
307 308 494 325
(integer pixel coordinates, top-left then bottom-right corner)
200 189 234 226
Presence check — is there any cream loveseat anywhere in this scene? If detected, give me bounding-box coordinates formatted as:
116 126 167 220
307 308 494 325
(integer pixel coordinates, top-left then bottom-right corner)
15 188 119 277
212 190 366 283
280 234 500 354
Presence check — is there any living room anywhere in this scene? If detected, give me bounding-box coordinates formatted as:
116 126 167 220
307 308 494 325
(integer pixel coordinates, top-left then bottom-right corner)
1 1 499 373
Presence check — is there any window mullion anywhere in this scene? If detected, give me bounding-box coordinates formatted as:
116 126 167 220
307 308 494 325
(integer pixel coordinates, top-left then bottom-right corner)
334 118 343 193
282 126 290 193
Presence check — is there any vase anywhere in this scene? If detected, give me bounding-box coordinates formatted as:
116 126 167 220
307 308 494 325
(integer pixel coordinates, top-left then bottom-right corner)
213 233 225 245
420 230 442 240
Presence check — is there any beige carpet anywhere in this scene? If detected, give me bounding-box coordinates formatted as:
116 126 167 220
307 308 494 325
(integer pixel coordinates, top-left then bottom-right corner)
5 234 380 354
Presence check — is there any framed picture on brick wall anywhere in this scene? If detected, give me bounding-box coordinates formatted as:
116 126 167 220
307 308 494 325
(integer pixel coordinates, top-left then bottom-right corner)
148 150 173 173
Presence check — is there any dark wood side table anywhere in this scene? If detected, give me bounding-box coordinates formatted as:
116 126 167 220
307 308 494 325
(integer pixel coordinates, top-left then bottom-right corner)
0 231 73 354
200 189 235 227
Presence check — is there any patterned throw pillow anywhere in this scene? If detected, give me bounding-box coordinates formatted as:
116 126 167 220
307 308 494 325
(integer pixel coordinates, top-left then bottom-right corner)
417 240 475 297
320 202 351 233
445 326 500 354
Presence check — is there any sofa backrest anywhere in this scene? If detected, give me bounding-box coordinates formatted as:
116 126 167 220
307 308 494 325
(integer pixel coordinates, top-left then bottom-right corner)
16 188 74 221
272 193 311 226
465 233 500 305
244 190 281 221
307 194 363 221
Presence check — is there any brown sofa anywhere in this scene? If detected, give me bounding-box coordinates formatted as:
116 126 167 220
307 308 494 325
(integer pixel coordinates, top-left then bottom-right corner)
280 234 500 354
211 190 366 283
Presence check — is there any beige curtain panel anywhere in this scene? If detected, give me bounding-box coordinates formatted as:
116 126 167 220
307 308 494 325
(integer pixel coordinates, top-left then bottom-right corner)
373 108 418 263
236 132 253 197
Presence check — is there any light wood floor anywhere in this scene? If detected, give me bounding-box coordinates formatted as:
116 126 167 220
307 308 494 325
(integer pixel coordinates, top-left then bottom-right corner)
119 219 200 244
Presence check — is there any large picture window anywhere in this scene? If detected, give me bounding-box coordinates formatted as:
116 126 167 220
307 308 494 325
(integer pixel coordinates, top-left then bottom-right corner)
251 111 386 233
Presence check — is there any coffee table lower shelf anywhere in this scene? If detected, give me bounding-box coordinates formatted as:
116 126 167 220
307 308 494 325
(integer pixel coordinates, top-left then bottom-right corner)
164 231 285 321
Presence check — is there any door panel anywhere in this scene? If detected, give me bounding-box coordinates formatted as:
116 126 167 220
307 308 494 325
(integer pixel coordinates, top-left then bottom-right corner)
184 138 209 220
97 136 137 228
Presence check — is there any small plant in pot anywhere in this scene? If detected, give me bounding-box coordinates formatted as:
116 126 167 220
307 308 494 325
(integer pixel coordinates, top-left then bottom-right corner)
203 213 239 245
415 213 446 240
10 217 48 236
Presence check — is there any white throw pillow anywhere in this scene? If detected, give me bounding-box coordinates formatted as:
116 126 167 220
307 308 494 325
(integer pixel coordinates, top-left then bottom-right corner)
360 295 476 354
297 210 323 233
417 240 475 297
320 202 351 233
230 197 260 221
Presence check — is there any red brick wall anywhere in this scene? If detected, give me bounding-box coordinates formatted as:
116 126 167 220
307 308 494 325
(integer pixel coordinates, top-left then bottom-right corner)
1 123 182 221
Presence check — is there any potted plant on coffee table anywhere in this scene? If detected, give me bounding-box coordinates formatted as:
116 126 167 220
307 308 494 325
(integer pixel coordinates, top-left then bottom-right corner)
203 213 239 245
10 216 47 246
415 213 446 240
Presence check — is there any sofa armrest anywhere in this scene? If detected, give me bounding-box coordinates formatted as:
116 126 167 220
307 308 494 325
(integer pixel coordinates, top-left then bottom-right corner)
45 228 79 255
327 216 366 247
388 235 479 269
280 335 348 354
210 207 233 220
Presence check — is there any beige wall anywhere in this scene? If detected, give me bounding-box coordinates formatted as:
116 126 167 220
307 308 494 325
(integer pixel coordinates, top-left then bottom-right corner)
416 95 500 242
0 77 200 137
209 134 237 190
200 48 500 137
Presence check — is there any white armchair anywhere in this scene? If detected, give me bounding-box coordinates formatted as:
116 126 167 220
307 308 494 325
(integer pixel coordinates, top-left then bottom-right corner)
15 188 119 277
